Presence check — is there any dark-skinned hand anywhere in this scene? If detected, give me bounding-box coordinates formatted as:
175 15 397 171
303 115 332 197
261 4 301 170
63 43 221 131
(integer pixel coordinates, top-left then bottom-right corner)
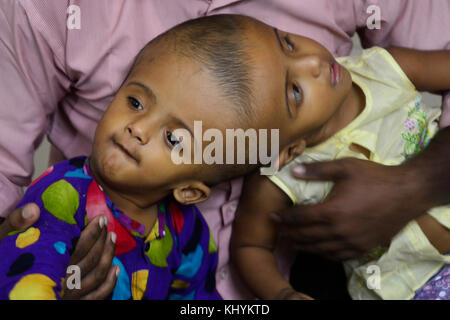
0 204 118 299
275 158 431 261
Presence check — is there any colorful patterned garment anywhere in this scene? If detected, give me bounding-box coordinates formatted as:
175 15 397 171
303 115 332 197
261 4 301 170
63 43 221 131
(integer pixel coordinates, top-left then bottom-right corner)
0 156 221 300
413 264 450 300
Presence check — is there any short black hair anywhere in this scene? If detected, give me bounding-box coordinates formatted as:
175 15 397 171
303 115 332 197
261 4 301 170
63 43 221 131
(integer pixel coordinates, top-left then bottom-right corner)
127 14 255 124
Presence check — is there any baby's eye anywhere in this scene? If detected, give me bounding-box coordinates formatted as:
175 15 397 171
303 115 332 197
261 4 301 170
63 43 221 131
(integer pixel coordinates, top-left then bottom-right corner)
292 84 302 106
166 131 181 148
128 97 143 111
284 36 295 52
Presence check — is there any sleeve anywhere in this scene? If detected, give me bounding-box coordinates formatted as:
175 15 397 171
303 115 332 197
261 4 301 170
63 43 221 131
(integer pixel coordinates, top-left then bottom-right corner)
168 205 222 300
268 152 334 206
0 0 71 217
0 169 83 300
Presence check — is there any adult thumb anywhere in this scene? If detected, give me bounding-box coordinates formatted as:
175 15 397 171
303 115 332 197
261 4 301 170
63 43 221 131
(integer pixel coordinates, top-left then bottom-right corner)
10 203 40 230
290 160 347 181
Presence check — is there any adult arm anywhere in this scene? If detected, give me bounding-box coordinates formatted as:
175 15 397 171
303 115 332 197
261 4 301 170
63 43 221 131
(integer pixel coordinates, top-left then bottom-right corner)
0 0 70 216
277 126 450 260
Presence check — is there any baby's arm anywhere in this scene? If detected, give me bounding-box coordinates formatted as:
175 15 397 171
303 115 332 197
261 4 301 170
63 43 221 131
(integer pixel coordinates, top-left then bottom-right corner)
387 47 450 93
387 48 450 254
231 171 311 300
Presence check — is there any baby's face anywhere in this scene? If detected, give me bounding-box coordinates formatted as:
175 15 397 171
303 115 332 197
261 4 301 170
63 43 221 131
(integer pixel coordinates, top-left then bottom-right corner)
91 47 238 203
240 18 354 148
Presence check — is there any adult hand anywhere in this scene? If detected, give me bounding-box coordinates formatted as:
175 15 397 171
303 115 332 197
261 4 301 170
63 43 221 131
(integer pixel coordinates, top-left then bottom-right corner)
276 287 314 300
62 215 118 300
0 205 117 299
0 203 40 241
276 158 431 261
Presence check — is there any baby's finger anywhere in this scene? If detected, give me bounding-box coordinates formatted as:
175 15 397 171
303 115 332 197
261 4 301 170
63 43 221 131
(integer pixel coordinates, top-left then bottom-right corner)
0 203 40 241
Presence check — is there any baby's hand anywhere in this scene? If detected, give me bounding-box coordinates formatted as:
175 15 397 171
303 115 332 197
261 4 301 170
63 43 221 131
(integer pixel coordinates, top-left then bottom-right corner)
276 287 314 300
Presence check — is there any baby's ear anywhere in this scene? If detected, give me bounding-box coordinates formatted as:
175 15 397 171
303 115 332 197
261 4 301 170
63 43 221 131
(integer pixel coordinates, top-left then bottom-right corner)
277 138 306 169
172 182 211 205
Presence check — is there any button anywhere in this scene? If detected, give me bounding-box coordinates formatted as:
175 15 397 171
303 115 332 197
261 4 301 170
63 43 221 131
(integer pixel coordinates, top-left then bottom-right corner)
340 135 349 143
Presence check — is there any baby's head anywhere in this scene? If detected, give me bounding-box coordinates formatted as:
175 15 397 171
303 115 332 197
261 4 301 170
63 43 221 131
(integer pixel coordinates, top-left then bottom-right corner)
91 14 355 207
91 15 258 207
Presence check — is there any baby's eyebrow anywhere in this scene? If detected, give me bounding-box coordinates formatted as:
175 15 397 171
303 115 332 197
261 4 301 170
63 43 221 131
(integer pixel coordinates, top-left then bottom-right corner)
127 81 157 104
170 115 194 139
273 28 292 118
273 28 283 52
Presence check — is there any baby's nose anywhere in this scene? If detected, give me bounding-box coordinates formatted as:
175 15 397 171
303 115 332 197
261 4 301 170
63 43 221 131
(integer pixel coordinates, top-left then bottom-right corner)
126 122 148 144
297 55 322 78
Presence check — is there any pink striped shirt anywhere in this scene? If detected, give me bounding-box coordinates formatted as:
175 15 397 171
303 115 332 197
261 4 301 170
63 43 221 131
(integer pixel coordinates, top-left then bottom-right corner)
0 0 449 299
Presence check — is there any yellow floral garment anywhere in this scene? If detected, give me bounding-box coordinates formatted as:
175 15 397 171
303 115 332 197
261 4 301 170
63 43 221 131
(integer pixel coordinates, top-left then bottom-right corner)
268 47 449 300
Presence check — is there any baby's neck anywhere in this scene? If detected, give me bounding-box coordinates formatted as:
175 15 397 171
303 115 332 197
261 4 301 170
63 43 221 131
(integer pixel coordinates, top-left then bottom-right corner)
307 82 365 147
88 160 165 235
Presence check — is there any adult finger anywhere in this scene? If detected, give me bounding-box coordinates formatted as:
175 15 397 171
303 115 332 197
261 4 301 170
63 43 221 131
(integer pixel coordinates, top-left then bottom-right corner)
74 225 108 277
290 159 349 181
69 215 108 265
279 223 334 245
63 231 116 299
80 266 119 300
73 231 117 298
0 203 40 241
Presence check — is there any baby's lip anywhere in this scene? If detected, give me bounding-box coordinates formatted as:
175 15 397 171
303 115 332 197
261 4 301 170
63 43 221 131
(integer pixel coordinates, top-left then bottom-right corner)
113 139 139 163
330 61 341 87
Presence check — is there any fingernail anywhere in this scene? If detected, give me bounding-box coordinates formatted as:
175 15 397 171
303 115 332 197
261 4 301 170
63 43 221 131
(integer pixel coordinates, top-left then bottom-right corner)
21 205 34 220
110 232 117 244
98 217 105 229
292 165 306 176
115 266 120 277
